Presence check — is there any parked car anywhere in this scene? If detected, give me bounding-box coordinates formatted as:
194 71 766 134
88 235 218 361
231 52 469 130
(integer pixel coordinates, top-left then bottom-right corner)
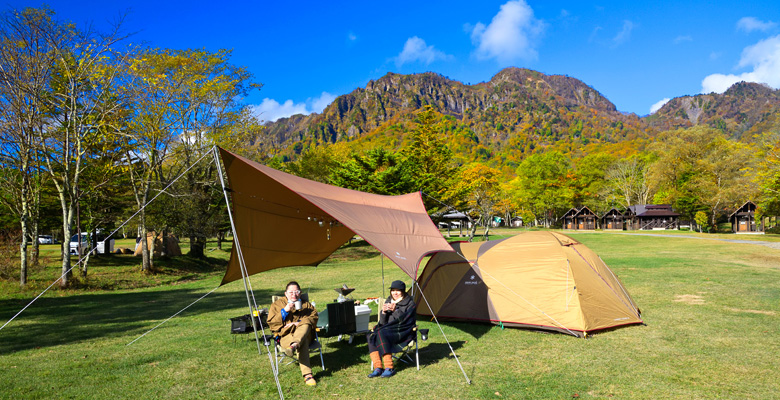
69 231 114 255
38 235 54 244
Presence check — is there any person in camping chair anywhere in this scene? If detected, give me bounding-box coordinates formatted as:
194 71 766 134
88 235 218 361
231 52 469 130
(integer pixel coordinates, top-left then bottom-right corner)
268 281 319 386
366 280 416 378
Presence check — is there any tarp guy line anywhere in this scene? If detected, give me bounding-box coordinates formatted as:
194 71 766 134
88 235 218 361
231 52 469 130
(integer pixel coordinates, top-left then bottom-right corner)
413 281 472 384
127 286 220 346
1 148 215 332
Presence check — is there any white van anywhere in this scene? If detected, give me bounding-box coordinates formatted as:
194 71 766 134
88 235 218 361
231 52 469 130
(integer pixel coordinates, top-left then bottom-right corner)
69 231 114 255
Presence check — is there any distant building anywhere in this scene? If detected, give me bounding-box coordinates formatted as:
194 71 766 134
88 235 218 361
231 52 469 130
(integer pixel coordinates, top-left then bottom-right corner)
729 201 763 234
562 208 578 230
624 204 679 230
601 207 625 230
561 206 597 230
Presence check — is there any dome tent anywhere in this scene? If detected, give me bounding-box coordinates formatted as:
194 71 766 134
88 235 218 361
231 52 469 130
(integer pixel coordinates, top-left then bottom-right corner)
416 231 642 337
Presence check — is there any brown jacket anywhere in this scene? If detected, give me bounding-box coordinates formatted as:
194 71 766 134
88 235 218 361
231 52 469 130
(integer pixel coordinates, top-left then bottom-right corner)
267 296 318 336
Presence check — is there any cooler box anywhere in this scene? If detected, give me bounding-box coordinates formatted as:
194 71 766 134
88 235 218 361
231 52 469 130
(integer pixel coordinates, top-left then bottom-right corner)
354 304 371 333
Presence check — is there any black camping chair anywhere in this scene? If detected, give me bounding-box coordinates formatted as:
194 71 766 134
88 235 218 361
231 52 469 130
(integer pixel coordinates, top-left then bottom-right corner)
390 326 429 370
272 293 325 371
368 324 429 371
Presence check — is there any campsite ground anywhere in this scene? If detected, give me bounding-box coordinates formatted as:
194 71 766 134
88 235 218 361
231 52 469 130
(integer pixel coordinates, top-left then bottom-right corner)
1 230 779 399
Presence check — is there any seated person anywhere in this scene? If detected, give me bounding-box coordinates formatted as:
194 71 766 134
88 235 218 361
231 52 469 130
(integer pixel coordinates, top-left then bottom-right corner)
267 281 319 386
366 280 416 378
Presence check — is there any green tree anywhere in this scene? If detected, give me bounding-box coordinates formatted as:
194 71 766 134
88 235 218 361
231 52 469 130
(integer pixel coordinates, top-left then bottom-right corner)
0 7 58 286
399 105 458 212
154 49 260 258
23 10 132 287
649 126 754 226
448 164 501 239
512 151 573 227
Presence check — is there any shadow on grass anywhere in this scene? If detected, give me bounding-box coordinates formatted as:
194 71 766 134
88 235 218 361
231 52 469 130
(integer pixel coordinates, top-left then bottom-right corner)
310 335 467 378
0 286 272 354
436 320 494 339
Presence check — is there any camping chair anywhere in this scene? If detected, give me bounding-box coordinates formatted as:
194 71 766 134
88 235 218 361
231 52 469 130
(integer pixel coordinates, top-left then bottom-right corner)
273 331 325 372
369 326 429 371
272 293 325 372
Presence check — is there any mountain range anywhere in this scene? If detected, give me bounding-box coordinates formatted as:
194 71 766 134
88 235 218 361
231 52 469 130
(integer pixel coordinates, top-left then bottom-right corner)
257 67 780 168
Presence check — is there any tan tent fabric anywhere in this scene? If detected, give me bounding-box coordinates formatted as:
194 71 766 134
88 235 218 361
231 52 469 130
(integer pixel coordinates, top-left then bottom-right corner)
416 231 642 337
133 232 182 257
218 148 454 286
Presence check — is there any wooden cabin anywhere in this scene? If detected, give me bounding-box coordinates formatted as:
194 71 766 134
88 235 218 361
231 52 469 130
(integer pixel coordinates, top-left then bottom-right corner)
601 207 624 230
624 204 679 230
561 207 597 230
561 208 578 230
729 201 763 233
575 206 597 230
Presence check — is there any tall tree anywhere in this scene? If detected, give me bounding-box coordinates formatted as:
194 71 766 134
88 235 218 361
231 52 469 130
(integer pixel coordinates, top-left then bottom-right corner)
152 49 259 258
400 105 458 212
32 12 131 287
512 151 573 227
448 163 501 239
605 154 653 208
0 8 61 286
754 127 780 220
649 126 753 228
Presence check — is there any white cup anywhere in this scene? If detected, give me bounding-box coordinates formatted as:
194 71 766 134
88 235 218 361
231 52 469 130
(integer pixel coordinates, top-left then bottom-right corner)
294 300 302 310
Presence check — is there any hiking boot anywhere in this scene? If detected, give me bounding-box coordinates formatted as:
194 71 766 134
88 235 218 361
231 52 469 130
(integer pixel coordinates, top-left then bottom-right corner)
380 368 395 378
367 367 383 378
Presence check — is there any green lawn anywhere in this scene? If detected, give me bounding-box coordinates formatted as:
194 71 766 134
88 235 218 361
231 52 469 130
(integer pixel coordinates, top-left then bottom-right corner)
1 230 779 399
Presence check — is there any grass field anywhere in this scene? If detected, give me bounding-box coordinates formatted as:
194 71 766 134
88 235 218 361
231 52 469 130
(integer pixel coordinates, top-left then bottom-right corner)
1 230 779 399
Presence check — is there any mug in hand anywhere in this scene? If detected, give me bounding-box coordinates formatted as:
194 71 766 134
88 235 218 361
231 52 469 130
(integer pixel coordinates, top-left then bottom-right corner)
294 300 302 310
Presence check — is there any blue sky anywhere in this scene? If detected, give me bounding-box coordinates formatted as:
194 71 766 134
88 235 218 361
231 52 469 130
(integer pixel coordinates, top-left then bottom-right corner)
9 1 780 121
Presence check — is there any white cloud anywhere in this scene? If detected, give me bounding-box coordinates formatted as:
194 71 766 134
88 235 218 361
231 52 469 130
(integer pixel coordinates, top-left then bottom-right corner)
395 36 452 67
470 0 545 64
673 35 692 44
311 92 337 113
736 17 777 33
650 98 670 114
612 20 635 46
252 92 337 123
701 34 780 93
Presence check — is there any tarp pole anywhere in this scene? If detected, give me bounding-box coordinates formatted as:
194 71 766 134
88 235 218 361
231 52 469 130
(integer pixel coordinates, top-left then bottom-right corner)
414 281 471 384
213 147 284 400
381 254 386 299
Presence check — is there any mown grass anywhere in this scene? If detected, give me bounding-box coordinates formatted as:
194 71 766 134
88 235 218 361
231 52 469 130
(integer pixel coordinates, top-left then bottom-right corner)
1 230 779 399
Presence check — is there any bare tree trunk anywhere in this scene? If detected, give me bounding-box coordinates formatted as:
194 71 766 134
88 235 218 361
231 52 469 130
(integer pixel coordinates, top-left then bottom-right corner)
56 188 75 288
140 223 151 272
19 215 28 287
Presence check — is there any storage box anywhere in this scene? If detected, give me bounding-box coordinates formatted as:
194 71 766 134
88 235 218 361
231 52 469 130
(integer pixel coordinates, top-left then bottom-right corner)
354 304 371 333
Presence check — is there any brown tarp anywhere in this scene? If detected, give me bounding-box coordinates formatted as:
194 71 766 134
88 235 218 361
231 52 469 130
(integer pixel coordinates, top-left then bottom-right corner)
218 148 454 286
416 231 643 336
